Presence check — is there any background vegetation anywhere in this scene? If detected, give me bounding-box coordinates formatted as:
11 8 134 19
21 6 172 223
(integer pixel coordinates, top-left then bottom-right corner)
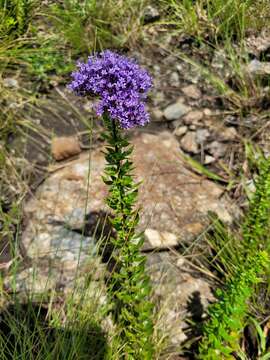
1 0 270 358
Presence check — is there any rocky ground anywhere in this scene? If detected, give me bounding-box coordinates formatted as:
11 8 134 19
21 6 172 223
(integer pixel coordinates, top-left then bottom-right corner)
2 6 270 356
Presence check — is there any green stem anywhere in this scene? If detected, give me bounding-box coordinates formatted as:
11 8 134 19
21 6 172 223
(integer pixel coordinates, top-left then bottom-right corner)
102 115 154 359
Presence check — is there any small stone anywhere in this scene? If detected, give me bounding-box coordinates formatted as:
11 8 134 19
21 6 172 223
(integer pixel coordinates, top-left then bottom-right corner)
183 110 204 125
51 136 81 161
204 155 216 164
3 78 18 88
245 30 270 57
144 229 178 249
180 132 199 154
220 127 238 141
153 64 161 75
207 141 227 158
170 72 180 87
152 108 164 122
196 128 210 144
173 125 188 137
176 257 185 267
152 91 164 106
176 64 183 72
164 101 190 121
143 5 160 24
203 108 212 116
182 85 201 99
247 59 270 76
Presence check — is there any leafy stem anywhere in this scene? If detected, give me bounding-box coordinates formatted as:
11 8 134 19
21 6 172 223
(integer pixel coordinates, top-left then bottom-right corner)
102 114 154 359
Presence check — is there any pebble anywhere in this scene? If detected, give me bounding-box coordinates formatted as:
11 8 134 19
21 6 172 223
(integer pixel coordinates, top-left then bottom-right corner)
245 31 270 57
176 64 183 72
247 59 270 76
153 64 161 75
182 84 201 99
196 128 210 144
164 101 190 121
183 110 204 125
144 229 178 249
152 108 164 122
143 5 160 23
170 72 180 87
173 125 188 137
204 155 216 164
207 141 227 158
176 257 185 267
219 127 238 141
152 91 165 106
3 78 19 88
180 132 199 154
51 136 82 161
203 108 212 116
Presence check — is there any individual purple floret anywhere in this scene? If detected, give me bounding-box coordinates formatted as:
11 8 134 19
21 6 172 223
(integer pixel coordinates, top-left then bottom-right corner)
68 50 152 129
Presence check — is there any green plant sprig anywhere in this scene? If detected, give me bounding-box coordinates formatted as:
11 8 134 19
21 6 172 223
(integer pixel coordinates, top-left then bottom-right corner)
102 114 154 359
199 251 268 360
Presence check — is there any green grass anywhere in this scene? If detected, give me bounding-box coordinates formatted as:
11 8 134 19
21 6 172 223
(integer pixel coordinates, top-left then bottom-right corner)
47 0 149 56
163 0 270 43
0 273 111 359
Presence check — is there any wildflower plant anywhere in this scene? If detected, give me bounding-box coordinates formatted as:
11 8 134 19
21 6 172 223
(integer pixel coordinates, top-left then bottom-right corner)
69 51 154 358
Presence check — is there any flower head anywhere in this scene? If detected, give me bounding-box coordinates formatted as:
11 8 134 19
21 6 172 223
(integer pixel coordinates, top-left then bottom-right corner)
68 50 152 129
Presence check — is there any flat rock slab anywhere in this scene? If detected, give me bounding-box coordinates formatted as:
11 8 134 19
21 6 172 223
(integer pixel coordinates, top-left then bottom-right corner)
22 131 233 263
8 131 233 348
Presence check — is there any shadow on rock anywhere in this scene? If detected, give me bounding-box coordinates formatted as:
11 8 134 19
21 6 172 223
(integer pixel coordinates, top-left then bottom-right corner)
183 291 205 359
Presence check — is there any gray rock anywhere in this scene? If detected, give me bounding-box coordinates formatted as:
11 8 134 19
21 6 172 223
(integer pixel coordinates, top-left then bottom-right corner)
146 252 214 348
245 30 270 57
207 141 227 158
164 101 190 121
180 131 199 154
175 64 183 72
3 77 19 88
152 91 165 106
196 128 210 144
143 5 160 23
170 72 180 87
247 59 270 76
153 64 161 75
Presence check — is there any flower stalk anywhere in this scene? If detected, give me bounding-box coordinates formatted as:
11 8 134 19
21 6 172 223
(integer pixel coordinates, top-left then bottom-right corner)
68 51 154 358
102 114 154 359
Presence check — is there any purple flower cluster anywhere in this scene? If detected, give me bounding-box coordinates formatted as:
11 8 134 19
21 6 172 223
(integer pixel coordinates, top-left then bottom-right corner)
68 50 152 129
